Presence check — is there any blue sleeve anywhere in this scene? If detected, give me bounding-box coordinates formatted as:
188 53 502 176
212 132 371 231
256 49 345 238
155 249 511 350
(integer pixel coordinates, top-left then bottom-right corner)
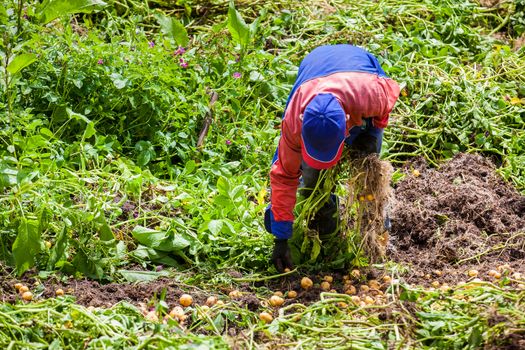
264 205 293 240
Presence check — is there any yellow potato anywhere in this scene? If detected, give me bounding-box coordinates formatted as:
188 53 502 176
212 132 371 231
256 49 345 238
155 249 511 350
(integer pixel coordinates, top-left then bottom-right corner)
323 276 333 283
467 269 478 278
368 279 381 290
345 285 357 295
301 277 313 290
22 291 33 301
179 294 193 307
269 295 284 307
206 296 218 307
320 281 331 291
228 290 241 299
287 290 297 299
259 312 273 323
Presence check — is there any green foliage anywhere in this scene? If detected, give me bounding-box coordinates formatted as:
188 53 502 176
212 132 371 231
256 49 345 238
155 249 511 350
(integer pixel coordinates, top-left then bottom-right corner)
37 0 107 24
12 218 41 275
6 53 36 75
0 0 524 281
156 12 189 47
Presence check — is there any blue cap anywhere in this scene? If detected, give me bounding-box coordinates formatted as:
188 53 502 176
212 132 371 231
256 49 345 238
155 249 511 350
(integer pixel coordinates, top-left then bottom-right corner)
301 93 346 169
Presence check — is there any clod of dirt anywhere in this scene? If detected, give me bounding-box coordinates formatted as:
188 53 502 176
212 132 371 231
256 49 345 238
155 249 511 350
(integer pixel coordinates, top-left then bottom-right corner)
390 153 525 285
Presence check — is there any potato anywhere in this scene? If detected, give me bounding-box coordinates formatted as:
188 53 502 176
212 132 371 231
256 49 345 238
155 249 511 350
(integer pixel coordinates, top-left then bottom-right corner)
300 277 313 290
364 296 374 305
412 169 420 177
259 312 273 323
344 285 357 295
323 276 333 283
273 291 283 297
320 281 331 291
19 286 29 293
350 296 361 305
269 295 284 307
368 279 381 290
350 269 360 279
55 288 65 296
366 194 374 201
467 269 478 278
206 296 218 307
179 294 193 307
21 291 33 301
169 306 185 321
440 284 451 292
145 311 159 322
14 283 23 291
229 290 241 299
359 285 370 293
287 290 297 299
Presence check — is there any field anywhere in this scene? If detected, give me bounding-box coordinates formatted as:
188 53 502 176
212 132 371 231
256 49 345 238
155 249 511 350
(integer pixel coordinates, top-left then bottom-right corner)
1 0 525 349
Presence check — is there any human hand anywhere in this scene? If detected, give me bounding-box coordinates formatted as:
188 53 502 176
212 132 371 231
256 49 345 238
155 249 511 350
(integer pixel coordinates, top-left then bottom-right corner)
272 239 293 272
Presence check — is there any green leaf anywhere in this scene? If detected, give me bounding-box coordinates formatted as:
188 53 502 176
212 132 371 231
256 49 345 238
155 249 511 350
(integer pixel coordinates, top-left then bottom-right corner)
156 13 189 47
66 108 91 124
227 0 250 47
208 220 223 236
0 6 8 25
132 226 190 252
110 73 128 89
38 0 107 24
72 250 103 279
95 213 114 241
47 225 68 270
12 218 41 276
6 54 37 75
216 176 230 195
130 245 181 267
468 326 482 348
135 140 156 167
118 269 170 283
83 122 96 139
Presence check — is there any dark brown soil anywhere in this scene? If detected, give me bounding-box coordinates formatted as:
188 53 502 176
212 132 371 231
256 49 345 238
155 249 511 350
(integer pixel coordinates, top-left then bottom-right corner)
389 153 525 286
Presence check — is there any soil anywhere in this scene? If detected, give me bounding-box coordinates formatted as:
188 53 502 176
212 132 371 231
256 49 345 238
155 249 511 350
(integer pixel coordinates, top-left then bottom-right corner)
389 153 525 286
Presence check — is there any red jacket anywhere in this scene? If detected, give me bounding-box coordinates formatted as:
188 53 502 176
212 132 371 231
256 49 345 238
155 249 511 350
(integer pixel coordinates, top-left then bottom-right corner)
269 71 400 239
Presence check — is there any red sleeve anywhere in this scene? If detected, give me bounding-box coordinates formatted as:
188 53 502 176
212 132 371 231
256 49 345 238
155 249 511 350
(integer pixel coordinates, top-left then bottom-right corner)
269 117 302 223
373 77 400 129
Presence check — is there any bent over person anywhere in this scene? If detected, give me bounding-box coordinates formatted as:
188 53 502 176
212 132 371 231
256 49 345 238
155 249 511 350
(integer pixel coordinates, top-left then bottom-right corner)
264 44 400 272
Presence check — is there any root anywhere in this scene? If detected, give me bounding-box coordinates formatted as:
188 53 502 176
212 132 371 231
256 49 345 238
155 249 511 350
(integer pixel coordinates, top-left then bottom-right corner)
344 154 394 263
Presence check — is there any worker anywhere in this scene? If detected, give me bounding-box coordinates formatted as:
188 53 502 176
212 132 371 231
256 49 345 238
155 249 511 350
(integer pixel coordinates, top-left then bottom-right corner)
264 44 400 272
